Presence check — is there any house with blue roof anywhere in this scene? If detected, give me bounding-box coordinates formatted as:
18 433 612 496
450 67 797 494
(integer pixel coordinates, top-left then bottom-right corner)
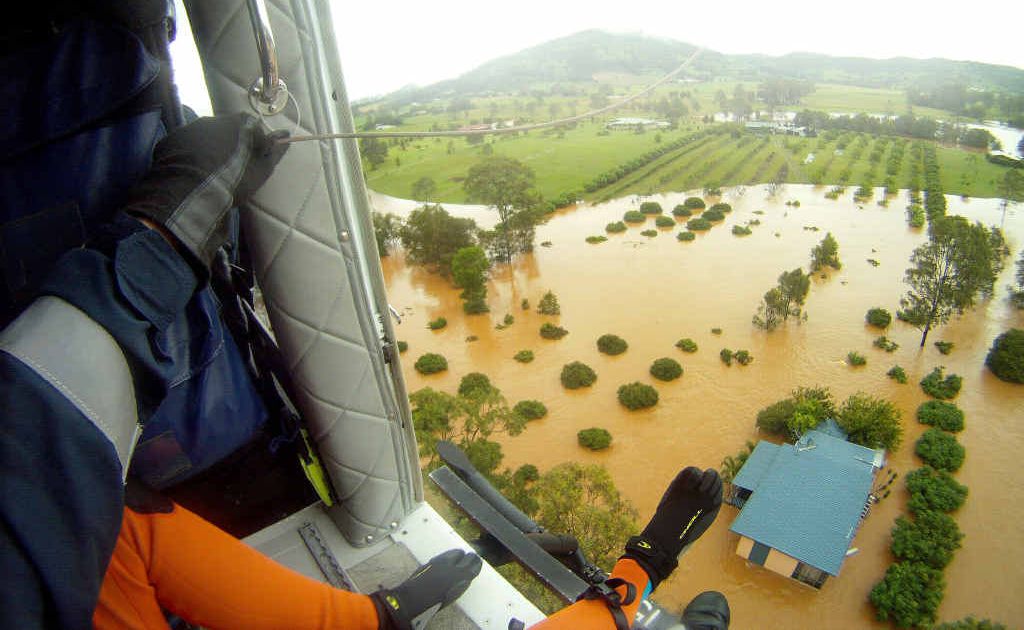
728 424 885 588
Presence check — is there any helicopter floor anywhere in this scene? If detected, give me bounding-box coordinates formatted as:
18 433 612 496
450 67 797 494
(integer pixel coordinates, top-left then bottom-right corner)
244 501 545 629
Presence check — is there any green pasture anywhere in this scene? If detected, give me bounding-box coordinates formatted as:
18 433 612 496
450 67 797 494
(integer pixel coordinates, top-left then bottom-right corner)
362 83 1011 203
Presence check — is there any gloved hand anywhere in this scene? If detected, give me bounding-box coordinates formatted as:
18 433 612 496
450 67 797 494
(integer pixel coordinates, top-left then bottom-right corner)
370 549 482 630
623 467 722 591
124 113 288 271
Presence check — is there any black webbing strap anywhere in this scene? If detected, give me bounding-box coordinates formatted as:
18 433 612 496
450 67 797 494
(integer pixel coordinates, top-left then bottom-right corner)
576 578 637 630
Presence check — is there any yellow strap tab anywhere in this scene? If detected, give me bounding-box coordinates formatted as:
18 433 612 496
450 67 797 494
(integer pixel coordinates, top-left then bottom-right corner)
298 428 334 506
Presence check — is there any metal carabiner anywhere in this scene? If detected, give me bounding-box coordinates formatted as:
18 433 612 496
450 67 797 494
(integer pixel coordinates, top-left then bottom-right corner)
245 0 289 116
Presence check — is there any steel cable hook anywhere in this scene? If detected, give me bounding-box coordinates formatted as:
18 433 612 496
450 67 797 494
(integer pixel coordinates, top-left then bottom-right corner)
246 0 289 116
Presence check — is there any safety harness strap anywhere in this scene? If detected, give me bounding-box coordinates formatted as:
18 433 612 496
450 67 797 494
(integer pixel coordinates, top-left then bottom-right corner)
576 578 637 630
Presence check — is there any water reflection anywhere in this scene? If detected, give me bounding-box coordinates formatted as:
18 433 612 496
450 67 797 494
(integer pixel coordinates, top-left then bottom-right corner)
379 185 1024 628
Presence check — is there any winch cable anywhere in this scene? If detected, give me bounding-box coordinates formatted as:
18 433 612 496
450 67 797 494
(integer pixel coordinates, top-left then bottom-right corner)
275 47 703 143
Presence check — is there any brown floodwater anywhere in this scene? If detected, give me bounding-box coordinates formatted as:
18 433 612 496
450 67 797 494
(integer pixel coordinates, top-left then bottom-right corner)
375 185 1023 629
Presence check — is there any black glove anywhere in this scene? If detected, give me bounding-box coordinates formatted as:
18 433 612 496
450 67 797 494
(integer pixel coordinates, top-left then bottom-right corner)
623 467 722 590
124 113 289 271
370 549 481 630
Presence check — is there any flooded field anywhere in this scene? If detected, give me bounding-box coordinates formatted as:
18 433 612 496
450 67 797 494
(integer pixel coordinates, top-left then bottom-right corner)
376 185 1023 628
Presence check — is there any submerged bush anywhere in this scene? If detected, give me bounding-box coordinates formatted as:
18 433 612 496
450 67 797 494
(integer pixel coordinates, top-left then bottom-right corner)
866 308 892 328
887 365 908 384
682 197 706 210
513 350 535 363
540 322 569 340
606 221 628 233
687 217 713 231
514 400 548 420
538 290 561 315
650 357 683 381
414 353 448 375
869 561 945 628
561 361 597 389
597 334 628 355
985 329 1024 384
708 202 732 214
675 338 698 353
734 350 753 365
428 317 447 330
639 201 663 214
917 401 964 432
920 367 962 399
732 225 752 236
756 386 835 440
701 208 726 222
578 428 612 450
915 429 966 471
617 382 659 410
720 348 733 366
655 215 676 228
640 229 658 237
623 210 646 223
934 341 954 355
890 510 963 570
672 205 693 217
459 372 494 397
586 235 608 244
397 340 408 353
837 392 903 450
847 351 867 366
873 336 899 352
906 466 968 514
677 231 696 241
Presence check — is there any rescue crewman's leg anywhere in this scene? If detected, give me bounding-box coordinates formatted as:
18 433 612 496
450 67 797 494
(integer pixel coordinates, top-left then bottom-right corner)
93 502 381 630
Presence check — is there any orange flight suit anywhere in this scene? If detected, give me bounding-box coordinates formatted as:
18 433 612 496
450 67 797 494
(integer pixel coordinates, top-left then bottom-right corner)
93 503 650 630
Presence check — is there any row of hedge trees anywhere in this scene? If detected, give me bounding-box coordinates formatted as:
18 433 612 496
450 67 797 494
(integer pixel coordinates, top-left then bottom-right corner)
582 130 711 193
871 394 973 628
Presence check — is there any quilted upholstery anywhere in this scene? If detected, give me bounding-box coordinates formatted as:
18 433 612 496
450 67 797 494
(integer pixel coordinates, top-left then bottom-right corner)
183 0 421 545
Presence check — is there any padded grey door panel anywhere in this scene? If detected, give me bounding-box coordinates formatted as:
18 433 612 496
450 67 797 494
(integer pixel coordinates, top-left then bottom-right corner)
183 0 421 545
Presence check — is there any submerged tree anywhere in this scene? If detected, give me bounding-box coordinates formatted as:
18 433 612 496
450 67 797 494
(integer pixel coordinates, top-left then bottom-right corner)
400 204 477 275
810 232 842 272
451 246 490 314
898 216 1005 347
371 212 402 258
753 268 811 330
464 156 542 262
532 462 638 571
1010 250 1024 309
409 382 526 476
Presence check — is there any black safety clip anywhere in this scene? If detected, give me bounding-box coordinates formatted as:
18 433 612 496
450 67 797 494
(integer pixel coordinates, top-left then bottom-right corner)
576 578 636 630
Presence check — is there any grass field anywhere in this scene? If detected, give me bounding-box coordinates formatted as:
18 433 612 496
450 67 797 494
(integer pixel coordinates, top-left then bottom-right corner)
362 83 1014 203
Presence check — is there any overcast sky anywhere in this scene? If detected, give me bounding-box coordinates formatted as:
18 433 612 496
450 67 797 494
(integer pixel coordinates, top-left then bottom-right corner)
328 0 1024 99
172 0 1023 109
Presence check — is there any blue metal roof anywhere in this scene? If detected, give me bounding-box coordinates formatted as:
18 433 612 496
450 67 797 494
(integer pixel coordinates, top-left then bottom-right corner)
729 431 880 576
815 418 848 440
731 442 781 492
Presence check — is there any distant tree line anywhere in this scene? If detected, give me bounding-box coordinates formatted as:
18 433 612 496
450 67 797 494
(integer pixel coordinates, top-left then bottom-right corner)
908 82 1024 126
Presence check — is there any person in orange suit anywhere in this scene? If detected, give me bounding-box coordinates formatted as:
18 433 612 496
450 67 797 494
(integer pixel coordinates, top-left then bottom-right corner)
94 468 729 630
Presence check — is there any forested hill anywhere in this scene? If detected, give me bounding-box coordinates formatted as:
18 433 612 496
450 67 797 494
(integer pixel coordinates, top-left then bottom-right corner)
384 30 1024 101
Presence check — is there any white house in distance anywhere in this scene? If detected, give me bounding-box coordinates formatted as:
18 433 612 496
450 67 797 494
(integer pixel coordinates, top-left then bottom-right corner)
605 117 670 131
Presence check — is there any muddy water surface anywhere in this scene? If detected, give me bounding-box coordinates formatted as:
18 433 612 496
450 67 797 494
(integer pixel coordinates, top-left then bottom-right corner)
376 186 1023 628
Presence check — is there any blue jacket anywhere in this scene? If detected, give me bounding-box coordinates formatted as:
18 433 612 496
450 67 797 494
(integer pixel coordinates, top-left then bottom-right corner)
0 219 194 629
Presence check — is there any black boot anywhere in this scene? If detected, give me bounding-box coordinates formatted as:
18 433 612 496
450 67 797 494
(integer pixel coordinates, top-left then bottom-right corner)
681 591 730 630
